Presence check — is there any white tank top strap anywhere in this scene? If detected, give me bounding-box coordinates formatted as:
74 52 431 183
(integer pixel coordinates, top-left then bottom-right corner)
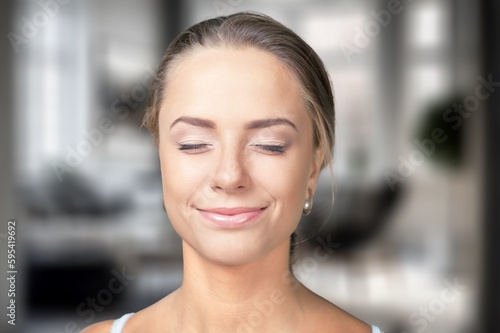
371 325 383 333
110 313 134 333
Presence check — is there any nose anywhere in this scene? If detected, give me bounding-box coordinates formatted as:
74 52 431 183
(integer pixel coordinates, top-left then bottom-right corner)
211 145 250 194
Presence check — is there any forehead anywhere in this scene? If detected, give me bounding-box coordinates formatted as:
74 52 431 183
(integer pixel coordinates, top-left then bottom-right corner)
160 47 308 123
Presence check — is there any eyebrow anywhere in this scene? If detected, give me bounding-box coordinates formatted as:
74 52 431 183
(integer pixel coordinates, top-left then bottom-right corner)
170 116 216 129
170 116 297 132
245 118 297 132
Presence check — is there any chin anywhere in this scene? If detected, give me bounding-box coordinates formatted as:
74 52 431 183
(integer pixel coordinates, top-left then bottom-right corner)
204 252 260 267
189 233 275 266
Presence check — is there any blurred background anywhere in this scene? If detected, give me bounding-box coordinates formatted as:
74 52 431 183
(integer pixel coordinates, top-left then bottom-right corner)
0 0 498 332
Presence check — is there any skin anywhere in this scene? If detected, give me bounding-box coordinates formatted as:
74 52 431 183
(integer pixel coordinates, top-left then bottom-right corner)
82 47 371 333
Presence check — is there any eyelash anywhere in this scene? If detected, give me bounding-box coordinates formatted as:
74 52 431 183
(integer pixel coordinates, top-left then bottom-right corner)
178 143 211 152
253 144 287 154
177 143 287 154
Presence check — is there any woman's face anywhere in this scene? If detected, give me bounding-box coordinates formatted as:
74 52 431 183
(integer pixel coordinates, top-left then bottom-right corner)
158 47 322 265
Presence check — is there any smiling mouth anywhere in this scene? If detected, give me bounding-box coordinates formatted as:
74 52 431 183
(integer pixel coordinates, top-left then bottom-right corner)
197 207 267 229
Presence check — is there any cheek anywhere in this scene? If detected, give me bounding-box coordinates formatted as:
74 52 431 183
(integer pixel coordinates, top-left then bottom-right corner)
159 148 214 209
253 152 311 209
159 150 199 238
160 150 191 203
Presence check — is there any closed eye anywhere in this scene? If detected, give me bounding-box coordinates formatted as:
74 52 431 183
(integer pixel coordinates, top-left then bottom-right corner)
253 144 287 154
178 143 212 153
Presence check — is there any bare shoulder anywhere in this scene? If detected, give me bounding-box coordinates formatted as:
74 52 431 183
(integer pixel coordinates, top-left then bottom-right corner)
300 286 372 333
80 320 114 333
79 291 176 333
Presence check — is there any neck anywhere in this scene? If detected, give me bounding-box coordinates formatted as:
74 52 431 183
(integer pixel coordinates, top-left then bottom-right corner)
172 240 303 332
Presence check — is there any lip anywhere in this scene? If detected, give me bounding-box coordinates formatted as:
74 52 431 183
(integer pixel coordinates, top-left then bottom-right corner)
197 207 266 229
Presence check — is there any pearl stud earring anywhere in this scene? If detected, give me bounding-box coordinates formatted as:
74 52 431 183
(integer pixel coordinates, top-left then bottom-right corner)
303 199 312 215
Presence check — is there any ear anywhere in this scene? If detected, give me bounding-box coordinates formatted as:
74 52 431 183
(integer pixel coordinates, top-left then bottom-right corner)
306 148 324 199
